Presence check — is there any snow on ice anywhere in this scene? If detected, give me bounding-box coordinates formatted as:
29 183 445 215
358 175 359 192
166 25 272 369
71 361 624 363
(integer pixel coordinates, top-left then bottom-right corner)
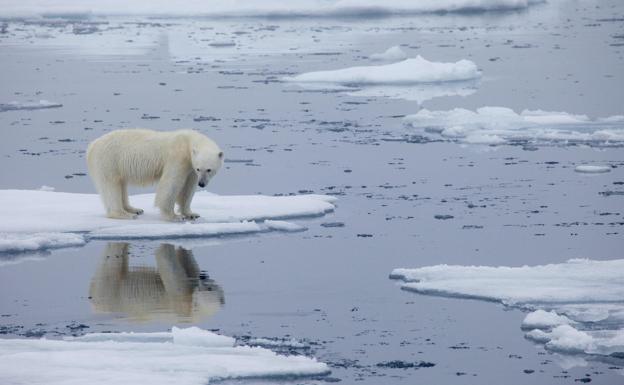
390 258 624 357
0 326 330 385
404 107 624 147
0 190 336 253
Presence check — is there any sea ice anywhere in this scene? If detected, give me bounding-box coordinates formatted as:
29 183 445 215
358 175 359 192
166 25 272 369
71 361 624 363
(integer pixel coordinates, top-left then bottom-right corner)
0 326 330 385
0 190 336 252
369 46 408 62
283 56 480 85
390 258 624 357
404 107 624 147
0 100 62 112
2 0 544 18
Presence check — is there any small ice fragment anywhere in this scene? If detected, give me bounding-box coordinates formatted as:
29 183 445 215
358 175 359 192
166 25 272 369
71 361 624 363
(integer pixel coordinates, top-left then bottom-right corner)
370 46 407 62
574 165 611 174
522 310 573 330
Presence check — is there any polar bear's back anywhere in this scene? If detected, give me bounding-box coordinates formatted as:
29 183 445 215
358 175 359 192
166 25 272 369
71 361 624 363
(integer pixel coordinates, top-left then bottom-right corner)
87 129 190 186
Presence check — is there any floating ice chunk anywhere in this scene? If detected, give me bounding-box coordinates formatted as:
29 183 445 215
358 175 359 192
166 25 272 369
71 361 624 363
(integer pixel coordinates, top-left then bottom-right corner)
0 190 336 250
526 325 624 356
0 327 329 385
404 107 624 147
1 0 544 18
391 258 624 357
369 46 407 62
0 232 85 254
283 56 481 85
522 310 573 330
0 100 62 112
574 165 611 174
38 185 56 192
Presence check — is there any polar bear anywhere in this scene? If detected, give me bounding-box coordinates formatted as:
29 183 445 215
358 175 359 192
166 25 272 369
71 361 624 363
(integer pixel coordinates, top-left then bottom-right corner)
86 129 223 221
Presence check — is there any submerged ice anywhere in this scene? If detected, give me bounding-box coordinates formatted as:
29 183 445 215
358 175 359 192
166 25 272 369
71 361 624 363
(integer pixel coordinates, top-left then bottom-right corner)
0 326 330 385
390 258 624 358
404 107 624 147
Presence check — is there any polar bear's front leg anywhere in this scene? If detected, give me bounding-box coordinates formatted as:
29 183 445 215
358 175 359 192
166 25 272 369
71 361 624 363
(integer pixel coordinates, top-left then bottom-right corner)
121 182 144 215
177 172 200 220
155 164 187 222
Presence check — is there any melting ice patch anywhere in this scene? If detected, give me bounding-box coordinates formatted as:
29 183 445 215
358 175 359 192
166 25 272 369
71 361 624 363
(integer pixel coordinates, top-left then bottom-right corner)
284 56 480 103
404 107 624 147
0 100 62 112
390 259 624 358
2 0 544 18
0 190 336 253
0 326 330 385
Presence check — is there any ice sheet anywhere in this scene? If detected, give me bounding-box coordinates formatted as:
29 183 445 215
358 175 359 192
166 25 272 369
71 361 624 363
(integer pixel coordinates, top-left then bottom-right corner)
404 107 624 147
2 0 543 18
391 258 624 357
0 326 329 385
0 190 336 251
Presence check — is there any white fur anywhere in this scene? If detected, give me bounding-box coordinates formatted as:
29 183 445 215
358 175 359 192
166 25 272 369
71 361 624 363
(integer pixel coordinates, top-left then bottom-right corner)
86 129 223 221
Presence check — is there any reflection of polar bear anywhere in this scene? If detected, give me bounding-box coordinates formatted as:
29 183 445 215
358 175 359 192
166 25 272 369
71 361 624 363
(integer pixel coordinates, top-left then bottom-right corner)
89 243 225 322
86 129 223 221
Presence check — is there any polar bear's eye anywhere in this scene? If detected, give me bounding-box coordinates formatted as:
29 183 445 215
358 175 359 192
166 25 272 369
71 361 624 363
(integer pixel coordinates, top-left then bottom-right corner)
196 168 200 172
218 152 223 158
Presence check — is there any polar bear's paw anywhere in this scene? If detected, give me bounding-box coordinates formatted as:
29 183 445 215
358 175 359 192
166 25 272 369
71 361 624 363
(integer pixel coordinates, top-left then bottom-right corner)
126 207 144 215
107 211 138 220
182 212 201 221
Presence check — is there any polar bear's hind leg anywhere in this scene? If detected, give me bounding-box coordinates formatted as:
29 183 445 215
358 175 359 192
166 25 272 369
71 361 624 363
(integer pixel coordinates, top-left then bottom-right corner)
99 178 137 220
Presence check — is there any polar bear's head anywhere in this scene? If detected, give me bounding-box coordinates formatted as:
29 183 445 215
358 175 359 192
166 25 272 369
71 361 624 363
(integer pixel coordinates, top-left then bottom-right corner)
191 143 224 188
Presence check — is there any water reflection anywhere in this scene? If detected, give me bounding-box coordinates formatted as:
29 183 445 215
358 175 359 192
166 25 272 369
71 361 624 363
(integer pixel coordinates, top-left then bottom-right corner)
89 243 224 322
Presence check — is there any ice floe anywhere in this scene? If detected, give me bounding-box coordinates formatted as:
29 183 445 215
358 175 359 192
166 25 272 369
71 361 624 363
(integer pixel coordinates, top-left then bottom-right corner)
284 56 480 85
2 0 544 18
404 107 624 147
285 56 480 103
0 100 62 112
390 258 624 358
0 326 329 385
574 165 612 174
0 190 336 253
369 46 408 62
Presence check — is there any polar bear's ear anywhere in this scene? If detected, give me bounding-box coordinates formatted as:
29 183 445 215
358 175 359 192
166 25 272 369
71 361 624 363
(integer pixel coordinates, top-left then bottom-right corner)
218 151 224 158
